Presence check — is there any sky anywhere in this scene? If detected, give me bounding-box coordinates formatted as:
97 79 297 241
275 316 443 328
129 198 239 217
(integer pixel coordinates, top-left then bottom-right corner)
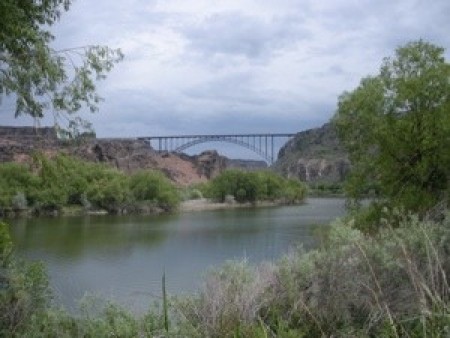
1 0 449 158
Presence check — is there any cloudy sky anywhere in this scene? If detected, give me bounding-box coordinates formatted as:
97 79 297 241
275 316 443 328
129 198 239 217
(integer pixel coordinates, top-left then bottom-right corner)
1 0 449 158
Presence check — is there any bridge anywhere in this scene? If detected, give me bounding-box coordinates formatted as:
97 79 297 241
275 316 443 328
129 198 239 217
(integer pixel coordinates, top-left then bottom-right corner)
138 133 296 165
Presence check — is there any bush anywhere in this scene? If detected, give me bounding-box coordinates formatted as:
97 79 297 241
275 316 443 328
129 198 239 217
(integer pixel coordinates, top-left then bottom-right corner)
256 171 285 200
0 154 180 215
177 260 272 337
3 215 450 337
87 172 132 213
0 222 52 335
0 163 37 209
282 179 307 204
129 170 179 211
176 215 450 337
11 192 27 210
207 170 307 204
0 222 12 267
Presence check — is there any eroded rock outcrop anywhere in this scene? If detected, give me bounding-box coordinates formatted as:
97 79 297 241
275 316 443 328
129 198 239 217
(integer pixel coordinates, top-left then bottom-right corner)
0 127 229 186
274 123 350 183
0 126 60 163
73 138 159 172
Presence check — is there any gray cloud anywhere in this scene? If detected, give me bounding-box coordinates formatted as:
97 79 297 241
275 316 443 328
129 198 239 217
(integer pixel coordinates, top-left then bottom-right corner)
183 12 310 61
1 0 450 159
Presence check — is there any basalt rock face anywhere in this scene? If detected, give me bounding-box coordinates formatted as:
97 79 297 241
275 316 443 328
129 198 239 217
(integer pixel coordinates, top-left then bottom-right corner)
0 127 229 186
193 150 227 179
73 138 160 172
74 141 227 185
226 158 268 171
0 126 60 162
274 123 351 183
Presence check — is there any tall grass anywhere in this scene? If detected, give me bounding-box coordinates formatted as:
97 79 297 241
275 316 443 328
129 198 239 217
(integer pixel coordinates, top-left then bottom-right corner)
176 214 450 337
2 215 450 336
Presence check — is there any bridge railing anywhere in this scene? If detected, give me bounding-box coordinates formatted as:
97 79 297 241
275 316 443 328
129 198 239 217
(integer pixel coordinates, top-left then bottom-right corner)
138 133 296 165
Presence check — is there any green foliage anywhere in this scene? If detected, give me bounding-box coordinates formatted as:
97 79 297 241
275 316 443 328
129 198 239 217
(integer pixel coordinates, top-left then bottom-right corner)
0 163 37 209
0 244 51 335
308 182 344 196
282 179 307 204
30 155 70 210
0 0 123 132
207 170 306 204
0 154 179 214
176 260 264 337
3 215 450 336
176 215 450 337
208 170 257 203
334 40 450 217
86 172 131 213
0 222 12 267
129 170 179 211
256 171 285 200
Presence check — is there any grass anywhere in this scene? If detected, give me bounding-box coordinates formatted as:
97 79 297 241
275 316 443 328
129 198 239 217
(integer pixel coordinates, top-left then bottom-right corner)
2 214 450 336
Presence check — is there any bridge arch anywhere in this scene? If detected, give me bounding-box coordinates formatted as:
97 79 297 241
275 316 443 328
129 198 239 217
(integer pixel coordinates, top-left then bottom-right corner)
140 133 295 165
175 137 272 163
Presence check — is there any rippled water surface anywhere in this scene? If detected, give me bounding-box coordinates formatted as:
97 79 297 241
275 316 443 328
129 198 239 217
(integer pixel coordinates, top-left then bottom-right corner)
9 198 346 312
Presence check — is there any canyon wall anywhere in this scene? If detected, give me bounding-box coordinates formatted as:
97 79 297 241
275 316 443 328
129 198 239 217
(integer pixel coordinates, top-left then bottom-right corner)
274 123 350 183
0 127 226 186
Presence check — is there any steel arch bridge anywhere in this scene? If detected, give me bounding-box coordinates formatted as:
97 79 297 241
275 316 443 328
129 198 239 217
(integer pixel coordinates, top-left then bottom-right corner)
138 133 296 165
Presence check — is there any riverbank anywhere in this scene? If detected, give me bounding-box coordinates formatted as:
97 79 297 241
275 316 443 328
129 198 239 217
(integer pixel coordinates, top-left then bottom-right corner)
7 198 346 316
179 198 297 212
1 199 302 218
3 211 449 337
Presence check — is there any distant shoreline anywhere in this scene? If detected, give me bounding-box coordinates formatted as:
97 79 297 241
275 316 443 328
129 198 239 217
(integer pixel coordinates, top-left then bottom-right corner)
1 199 304 218
179 198 296 212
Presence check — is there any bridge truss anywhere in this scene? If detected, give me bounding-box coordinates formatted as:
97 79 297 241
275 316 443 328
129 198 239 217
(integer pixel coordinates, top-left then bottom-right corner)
139 134 296 165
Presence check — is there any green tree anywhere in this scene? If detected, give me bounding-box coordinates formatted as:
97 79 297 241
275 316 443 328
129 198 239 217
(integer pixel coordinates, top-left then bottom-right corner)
86 171 131 213
0 0 123 133
334 40 450 215
129 170 179 211
0 163 37 208
207 170 306 204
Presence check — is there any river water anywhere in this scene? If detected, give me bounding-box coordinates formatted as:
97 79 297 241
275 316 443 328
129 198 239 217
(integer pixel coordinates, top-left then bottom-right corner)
9 198 346 312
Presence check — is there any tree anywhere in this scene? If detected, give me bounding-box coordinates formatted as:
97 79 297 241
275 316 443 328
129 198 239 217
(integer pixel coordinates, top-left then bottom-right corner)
334 40 450 215
0 0 123 133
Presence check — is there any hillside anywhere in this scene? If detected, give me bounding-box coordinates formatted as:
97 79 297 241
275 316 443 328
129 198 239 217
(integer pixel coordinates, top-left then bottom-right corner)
274 123 350 183
0 126 268 186
0 126 229 186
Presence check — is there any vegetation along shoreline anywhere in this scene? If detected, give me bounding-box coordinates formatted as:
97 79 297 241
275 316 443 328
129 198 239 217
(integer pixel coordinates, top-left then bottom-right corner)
0 1 449 334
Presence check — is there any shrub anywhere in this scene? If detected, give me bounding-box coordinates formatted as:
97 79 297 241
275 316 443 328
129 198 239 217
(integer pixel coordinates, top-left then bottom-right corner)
256 171 285 200
177 260 272 337
0 154 180 214
11 192 28 210
129 170 179 211
0 163 36 209
3 215 450 336
0 222 12 267
86 172 131 213
207 170 307 204
282 179 307 204
0 222 52 335
176 215 450 337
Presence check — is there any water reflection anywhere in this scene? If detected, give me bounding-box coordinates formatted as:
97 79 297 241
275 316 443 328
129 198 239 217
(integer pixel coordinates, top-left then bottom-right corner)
8 198 346 312
11 214 173 257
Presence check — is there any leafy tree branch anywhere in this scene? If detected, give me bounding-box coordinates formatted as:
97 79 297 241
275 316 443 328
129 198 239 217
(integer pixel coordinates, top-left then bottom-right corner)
0 0 123 134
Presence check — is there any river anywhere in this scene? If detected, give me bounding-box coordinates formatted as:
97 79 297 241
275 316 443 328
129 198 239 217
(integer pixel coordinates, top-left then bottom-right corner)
9 197 346 313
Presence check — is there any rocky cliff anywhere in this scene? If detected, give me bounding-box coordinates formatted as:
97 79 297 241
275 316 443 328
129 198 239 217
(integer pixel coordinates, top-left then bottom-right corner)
0 126 60 163
1 125 347 185
226 158 267 171
0 127 227 186
274 123 350 183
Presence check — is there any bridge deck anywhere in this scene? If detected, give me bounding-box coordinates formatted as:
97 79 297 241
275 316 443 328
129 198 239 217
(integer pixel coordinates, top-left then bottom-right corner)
136 133 297 164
